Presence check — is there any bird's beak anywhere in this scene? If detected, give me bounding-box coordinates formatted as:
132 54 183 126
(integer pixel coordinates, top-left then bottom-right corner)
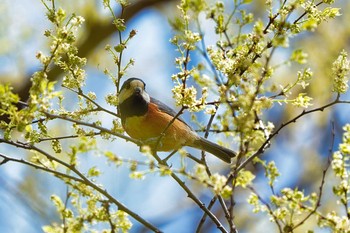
134 86 142 95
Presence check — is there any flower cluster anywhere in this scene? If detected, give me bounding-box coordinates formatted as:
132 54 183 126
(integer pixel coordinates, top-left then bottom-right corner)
194 164 232 198
43 194 132 233
291 93 313 108
332 50 350 94
172 84 208 111
312 124 350 232
332 124 350 198
248 187 318 230
300 2 340 31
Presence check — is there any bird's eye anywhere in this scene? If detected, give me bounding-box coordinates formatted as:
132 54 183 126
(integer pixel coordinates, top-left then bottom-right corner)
126 83 131 89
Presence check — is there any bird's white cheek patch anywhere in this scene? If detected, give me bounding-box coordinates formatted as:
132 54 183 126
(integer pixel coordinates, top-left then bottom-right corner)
142 92 150 103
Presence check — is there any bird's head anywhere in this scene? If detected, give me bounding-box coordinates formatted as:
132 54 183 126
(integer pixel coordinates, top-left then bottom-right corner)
118 78 150 104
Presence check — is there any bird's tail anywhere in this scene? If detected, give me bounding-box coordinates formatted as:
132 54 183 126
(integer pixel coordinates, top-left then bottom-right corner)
192 137 236 163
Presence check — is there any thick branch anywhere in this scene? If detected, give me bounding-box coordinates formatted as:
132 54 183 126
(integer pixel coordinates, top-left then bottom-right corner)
0 147 162 233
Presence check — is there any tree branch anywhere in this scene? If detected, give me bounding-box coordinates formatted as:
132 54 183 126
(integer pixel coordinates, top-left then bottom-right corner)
43 111 140 145
0 147 162 233
234 96 349 176
149 151 228 233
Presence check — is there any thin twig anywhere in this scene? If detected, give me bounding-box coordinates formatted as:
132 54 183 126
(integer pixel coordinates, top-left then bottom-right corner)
43 111 140 145
38 132 100 142
197 103 237 232
103 201 117 233
196 196 218 233
293 1 323 24
203 96 350 226
170 171 228 233
292 121 334 230
0 153 84 183
234 95 348 176
249 186 283 233
150 151 228 233
63 86 119 118
62 186 71 233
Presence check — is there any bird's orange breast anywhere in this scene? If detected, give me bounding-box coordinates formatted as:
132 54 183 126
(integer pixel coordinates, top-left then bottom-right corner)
123 103 197 151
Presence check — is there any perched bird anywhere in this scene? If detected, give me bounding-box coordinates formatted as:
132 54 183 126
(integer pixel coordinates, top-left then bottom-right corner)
118 78 236 163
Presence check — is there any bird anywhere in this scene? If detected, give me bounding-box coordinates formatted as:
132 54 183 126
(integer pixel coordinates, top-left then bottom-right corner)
118 78 236 163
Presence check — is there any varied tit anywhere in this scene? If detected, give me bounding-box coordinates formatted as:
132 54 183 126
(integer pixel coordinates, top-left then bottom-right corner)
118 78 236 163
